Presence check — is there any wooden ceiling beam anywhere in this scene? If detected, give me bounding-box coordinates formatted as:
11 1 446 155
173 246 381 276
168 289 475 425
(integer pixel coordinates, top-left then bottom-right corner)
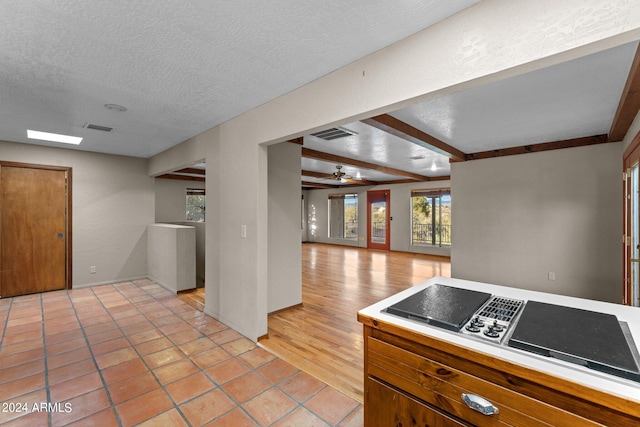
301 181 338 189
156 174 205 182
175 168 206 175
302 169 378 185
302 170 332 179
362 114 467 162
301 147 431 181
609 43 640 142
287 137 304 145
465 134 609 161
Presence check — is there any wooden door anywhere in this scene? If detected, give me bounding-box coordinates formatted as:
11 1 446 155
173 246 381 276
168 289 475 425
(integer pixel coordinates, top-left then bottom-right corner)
0 163 71 297
367 190 390 250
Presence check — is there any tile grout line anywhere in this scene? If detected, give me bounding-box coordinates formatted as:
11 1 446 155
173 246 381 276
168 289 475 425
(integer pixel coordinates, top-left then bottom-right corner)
103 281 196 426
39 293 52 427
65 286 124 427
134 281 278 426
255 341 357 426
153 282 357 426
132 280 261 426
8 281 362 427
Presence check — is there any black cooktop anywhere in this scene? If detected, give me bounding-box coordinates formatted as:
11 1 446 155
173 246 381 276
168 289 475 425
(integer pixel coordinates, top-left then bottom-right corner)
508 301 640 383
386 284 492 332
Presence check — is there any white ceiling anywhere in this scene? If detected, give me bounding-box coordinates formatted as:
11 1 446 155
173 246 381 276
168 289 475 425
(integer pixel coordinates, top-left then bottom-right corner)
302 41 639 187
1 1 637 189
0 0 481 158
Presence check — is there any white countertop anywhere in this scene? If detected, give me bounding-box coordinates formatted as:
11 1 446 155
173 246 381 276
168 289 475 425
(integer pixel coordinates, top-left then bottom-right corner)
358 276 640 403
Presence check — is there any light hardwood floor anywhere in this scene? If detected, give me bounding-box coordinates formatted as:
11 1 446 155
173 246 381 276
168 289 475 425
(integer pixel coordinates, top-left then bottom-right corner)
260 243 451 403
177 244 451 403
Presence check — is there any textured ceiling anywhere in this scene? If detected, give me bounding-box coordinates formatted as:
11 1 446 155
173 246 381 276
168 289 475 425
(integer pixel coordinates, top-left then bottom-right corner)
391 41 639 154
299 41 638 186
0 0 481 157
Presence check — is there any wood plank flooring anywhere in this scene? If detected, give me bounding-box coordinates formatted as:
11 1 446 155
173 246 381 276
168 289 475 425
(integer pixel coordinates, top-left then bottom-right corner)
177 244 451 403
177 288 205 311
260 243 451 403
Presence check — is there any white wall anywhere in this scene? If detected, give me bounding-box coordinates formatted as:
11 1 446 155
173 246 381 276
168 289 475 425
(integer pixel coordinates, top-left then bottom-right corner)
0 140 154 287
154 178 207 288
304 181 452 257
155 178 205 223
149 0 640 341
147 224 196 292
268 142 302 313
451 143 622 302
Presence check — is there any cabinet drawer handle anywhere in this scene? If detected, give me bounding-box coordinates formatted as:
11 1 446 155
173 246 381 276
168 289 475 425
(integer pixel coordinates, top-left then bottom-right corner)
461 393 499 416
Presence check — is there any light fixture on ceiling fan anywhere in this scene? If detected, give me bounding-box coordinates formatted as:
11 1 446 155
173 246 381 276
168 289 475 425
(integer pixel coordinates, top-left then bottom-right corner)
333 165 347 181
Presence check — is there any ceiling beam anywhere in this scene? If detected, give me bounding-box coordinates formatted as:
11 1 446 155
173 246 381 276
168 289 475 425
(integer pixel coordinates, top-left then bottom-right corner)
464 134 609 161
156 174 205 182
609 43 640 142
302 169 378 185
302 147 431 181
287 137 304 145
302 170 333 179
362 114 467 162
301 181 338 189
175 168 206 175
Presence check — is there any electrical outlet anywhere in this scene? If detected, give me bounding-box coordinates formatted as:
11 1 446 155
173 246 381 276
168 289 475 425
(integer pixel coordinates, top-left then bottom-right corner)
90 266 96 274
548 272 555 281
240 225 247 238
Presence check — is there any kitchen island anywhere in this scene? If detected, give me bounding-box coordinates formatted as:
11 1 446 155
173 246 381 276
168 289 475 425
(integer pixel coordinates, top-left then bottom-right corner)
358 276 640 426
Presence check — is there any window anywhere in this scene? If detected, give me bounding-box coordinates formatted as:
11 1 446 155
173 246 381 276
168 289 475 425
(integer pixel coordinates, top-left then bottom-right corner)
328 193 358 239
411 189 451 246
186 188 205 222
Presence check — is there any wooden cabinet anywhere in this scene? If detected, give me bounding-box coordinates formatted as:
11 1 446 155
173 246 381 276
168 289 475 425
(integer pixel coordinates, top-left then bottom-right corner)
367 377 470 427
359 319 640 427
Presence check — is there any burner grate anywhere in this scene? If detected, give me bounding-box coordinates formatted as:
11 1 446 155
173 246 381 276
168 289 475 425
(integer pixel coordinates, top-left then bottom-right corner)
476 297 523 323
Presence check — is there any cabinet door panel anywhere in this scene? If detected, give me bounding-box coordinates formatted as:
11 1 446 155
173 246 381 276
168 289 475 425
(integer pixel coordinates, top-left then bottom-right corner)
366 378 469 427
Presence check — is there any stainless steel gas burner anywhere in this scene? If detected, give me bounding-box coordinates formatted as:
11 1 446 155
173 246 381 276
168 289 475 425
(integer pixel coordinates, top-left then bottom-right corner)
461 296 524 344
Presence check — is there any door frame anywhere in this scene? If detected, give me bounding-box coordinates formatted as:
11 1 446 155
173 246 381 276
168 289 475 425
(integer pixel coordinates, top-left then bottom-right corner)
367 189 390 250
0 161 73 291
623 131 640 305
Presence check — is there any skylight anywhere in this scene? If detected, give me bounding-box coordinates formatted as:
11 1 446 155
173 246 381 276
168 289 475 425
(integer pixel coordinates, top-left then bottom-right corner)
27 130 82 145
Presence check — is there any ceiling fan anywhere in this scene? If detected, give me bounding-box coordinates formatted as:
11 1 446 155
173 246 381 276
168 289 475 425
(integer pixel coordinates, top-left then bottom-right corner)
333 165 347 181
331 165 365 183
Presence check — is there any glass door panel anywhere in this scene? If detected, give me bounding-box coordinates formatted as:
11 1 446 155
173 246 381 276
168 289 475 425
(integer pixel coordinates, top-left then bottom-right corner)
370 201 386 244
367 190 390 250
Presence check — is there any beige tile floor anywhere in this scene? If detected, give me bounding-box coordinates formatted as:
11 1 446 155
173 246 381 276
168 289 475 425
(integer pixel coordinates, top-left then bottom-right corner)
0 280 363 426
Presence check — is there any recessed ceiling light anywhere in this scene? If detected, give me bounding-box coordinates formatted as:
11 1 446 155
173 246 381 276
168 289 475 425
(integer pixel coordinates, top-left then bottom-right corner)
27 130 82 145
104 104 127 112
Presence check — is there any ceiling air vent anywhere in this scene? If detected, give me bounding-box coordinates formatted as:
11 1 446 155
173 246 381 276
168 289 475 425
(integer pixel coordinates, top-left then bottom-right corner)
83 123 113 132
311 127 356 141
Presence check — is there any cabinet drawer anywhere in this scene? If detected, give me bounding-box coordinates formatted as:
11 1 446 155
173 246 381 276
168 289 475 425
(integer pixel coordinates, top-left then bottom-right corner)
367 336 600 427
366 377 471 427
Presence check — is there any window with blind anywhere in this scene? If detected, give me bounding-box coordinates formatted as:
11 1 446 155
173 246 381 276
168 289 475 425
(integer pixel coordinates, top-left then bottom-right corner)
411 189 451 246
186 188 205 222
328 193 358 239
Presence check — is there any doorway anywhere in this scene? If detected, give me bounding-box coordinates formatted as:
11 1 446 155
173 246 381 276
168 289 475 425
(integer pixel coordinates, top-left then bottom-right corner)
624 133 640 306
367 189 390 250
0 162 72 297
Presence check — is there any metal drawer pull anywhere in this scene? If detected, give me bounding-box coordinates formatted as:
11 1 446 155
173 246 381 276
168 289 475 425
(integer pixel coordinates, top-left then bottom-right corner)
461 393 499 416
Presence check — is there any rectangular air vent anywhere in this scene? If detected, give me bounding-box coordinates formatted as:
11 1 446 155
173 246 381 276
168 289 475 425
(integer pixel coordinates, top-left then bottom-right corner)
311 127 356 140
83 123 113 132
